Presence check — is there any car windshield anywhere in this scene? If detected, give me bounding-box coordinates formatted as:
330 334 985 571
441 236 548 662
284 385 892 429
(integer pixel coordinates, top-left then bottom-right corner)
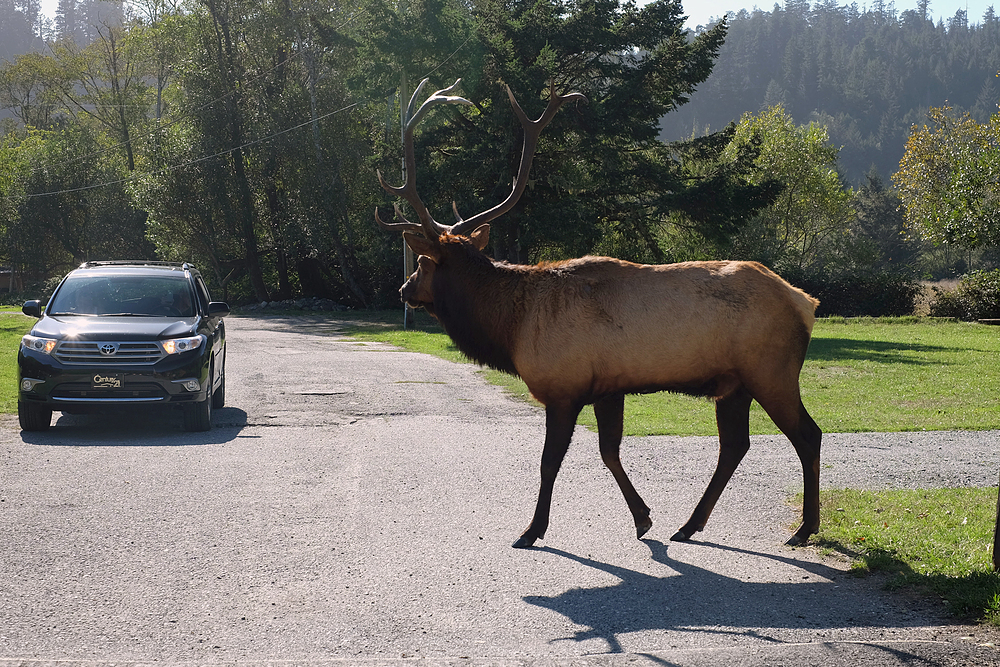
47 274 197 317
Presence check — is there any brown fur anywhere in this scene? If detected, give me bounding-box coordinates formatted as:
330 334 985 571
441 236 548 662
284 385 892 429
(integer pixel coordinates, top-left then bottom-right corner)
401 227 823 549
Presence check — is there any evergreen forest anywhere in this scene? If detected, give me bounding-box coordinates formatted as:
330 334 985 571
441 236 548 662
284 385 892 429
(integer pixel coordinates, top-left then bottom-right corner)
662 0 1000 184
0 0 998 317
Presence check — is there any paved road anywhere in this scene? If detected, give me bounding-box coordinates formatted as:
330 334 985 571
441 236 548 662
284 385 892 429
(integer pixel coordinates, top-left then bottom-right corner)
2 314 1000 666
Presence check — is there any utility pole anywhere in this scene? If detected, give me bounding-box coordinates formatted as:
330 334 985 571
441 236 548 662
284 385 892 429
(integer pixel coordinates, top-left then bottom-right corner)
400 69 416 329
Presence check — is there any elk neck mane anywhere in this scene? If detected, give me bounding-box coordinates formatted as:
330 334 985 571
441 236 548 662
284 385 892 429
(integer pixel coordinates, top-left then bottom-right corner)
431 236 543 378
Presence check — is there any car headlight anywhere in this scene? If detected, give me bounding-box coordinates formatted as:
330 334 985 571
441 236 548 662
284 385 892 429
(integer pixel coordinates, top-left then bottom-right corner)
162 335 205 355
21 335 57 354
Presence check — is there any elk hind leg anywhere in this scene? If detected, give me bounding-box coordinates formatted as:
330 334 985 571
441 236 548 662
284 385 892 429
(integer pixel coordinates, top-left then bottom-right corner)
513 401 582 549
672 386 753 541
760 396 822 546
594 392 652 539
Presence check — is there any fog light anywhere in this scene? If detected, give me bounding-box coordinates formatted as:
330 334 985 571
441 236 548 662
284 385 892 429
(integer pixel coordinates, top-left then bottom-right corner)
21 378 42 392
172 378 202 392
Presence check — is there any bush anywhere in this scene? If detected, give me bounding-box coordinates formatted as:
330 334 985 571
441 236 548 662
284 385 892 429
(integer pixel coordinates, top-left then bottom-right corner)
781 269 922 317
929 269 1000 321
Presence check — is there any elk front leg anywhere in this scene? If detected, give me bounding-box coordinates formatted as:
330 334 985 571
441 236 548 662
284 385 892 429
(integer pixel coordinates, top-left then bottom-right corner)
513 401 582 549
594 392 652 539
673 387 753 541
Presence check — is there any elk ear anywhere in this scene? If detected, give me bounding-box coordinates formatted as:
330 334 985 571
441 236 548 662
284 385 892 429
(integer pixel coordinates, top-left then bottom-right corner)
469 224 490 251
403 232 441 262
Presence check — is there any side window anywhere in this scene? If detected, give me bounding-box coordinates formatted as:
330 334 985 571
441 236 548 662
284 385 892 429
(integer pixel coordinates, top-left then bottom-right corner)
194 277 211 314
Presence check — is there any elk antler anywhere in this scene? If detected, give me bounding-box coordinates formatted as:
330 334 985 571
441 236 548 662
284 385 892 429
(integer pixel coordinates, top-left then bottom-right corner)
376 78 587 240
375 78 473 240
450 83 586 237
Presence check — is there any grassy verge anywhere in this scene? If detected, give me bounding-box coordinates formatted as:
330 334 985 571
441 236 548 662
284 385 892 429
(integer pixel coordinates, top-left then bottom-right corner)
346 314 1000 435
0 311 34 414
814 487 1000 625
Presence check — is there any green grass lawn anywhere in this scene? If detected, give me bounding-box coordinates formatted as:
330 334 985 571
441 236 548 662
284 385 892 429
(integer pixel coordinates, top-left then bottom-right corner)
347 314 1000 435
813 488 1000 624
0 310 35 414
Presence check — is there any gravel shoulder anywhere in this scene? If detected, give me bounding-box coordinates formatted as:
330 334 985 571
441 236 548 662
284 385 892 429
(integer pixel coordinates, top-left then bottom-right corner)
1 314 999 666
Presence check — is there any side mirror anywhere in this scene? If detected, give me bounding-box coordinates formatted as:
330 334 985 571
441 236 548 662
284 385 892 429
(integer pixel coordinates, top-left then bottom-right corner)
22 300 42 318
208 301 231 318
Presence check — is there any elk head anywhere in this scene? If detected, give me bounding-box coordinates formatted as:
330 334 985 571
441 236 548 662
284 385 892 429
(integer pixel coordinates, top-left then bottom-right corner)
375 78 586 310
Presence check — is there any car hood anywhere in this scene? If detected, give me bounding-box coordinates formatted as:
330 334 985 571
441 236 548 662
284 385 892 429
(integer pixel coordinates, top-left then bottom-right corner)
32 315 199 340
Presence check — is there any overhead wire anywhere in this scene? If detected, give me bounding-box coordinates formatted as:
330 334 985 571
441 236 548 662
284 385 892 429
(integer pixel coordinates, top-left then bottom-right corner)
22 4 363 189
21 15 477 200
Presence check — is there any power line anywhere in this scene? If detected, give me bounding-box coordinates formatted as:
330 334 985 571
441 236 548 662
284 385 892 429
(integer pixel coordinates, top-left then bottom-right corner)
21 15 477 199
25 99 364 198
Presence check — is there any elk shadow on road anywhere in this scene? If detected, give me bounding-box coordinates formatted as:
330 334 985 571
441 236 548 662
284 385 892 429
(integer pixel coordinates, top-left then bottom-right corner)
524 539 937 656
16 405 249 446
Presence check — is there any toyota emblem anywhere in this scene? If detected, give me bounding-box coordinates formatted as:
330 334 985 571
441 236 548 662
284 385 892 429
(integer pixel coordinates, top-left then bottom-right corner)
100 343 118 356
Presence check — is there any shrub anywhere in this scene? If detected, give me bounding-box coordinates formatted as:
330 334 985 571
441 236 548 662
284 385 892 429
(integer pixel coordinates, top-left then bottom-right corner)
781 269 922 317
929 269 1000 321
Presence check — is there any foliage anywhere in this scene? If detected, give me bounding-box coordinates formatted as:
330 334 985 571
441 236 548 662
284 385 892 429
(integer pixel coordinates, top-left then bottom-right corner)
929 269 1000 320
815 488 1000 624
850 169 921 273
893 106 1000 249
784 268 922 317
390 0 735 265
9 124 152 278
661 1 1000 184
0 0 974 308
716 106 853 272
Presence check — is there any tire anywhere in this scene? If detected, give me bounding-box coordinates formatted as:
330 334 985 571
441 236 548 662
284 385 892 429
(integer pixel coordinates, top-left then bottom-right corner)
183 379 212 432
211 364 225 410
19 401 52 432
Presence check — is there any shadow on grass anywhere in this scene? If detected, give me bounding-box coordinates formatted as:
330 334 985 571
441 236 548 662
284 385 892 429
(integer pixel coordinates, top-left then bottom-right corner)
812 537 1000 624
808 338 952 365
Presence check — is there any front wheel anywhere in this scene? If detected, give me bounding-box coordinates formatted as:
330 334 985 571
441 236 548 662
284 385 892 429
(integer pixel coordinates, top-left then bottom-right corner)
183 381 212 432
19 401 52 432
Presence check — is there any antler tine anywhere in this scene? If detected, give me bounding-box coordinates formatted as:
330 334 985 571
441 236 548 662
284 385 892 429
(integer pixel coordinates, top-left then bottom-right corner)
374 200 424 233
377 78 474 240
451 83 587 236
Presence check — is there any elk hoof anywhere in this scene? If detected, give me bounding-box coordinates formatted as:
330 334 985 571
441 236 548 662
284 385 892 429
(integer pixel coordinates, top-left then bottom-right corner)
669 529 692 542
636 518 653 539
785 532 811 547
512 535 537 549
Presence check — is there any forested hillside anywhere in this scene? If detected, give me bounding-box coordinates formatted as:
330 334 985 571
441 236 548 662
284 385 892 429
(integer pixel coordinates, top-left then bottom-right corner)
0 0 122 62
660 0 1000 183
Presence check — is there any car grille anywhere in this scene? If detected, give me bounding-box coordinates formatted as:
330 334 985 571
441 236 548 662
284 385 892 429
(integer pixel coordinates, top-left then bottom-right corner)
53 341 165 365
51 382 168 401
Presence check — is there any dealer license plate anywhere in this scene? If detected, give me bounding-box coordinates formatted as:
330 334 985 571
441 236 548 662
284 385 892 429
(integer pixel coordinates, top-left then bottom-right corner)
92 373 123 389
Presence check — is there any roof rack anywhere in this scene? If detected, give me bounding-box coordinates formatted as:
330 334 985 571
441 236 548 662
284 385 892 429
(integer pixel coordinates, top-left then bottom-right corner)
79 260 193 271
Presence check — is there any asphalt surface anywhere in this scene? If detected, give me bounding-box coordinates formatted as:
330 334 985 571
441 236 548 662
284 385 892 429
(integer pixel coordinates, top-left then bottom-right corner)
2 313 1000 666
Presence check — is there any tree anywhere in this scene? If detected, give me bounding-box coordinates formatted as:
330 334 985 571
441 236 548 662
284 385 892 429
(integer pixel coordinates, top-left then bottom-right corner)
850 168 920 273
46 18 150 171
14 125 152 275
0 52 58 128
388 0 729 264
892 106 1000 249
721 105 853 271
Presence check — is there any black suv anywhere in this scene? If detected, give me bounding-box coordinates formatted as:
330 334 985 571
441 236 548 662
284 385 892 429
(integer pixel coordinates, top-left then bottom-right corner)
18 261 229 432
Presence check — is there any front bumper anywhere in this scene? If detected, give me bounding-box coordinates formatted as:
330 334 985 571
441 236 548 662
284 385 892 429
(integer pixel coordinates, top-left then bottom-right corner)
18 348 211 409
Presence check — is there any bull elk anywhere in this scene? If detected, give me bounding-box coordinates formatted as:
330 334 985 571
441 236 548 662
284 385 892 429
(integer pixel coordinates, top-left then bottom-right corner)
376 79 822 548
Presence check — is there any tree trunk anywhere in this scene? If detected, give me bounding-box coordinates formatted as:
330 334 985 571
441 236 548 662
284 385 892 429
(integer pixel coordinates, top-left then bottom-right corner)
207 0 269 302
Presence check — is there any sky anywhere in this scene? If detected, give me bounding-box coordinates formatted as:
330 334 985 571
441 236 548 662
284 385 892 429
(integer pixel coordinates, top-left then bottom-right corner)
36 0 995 29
